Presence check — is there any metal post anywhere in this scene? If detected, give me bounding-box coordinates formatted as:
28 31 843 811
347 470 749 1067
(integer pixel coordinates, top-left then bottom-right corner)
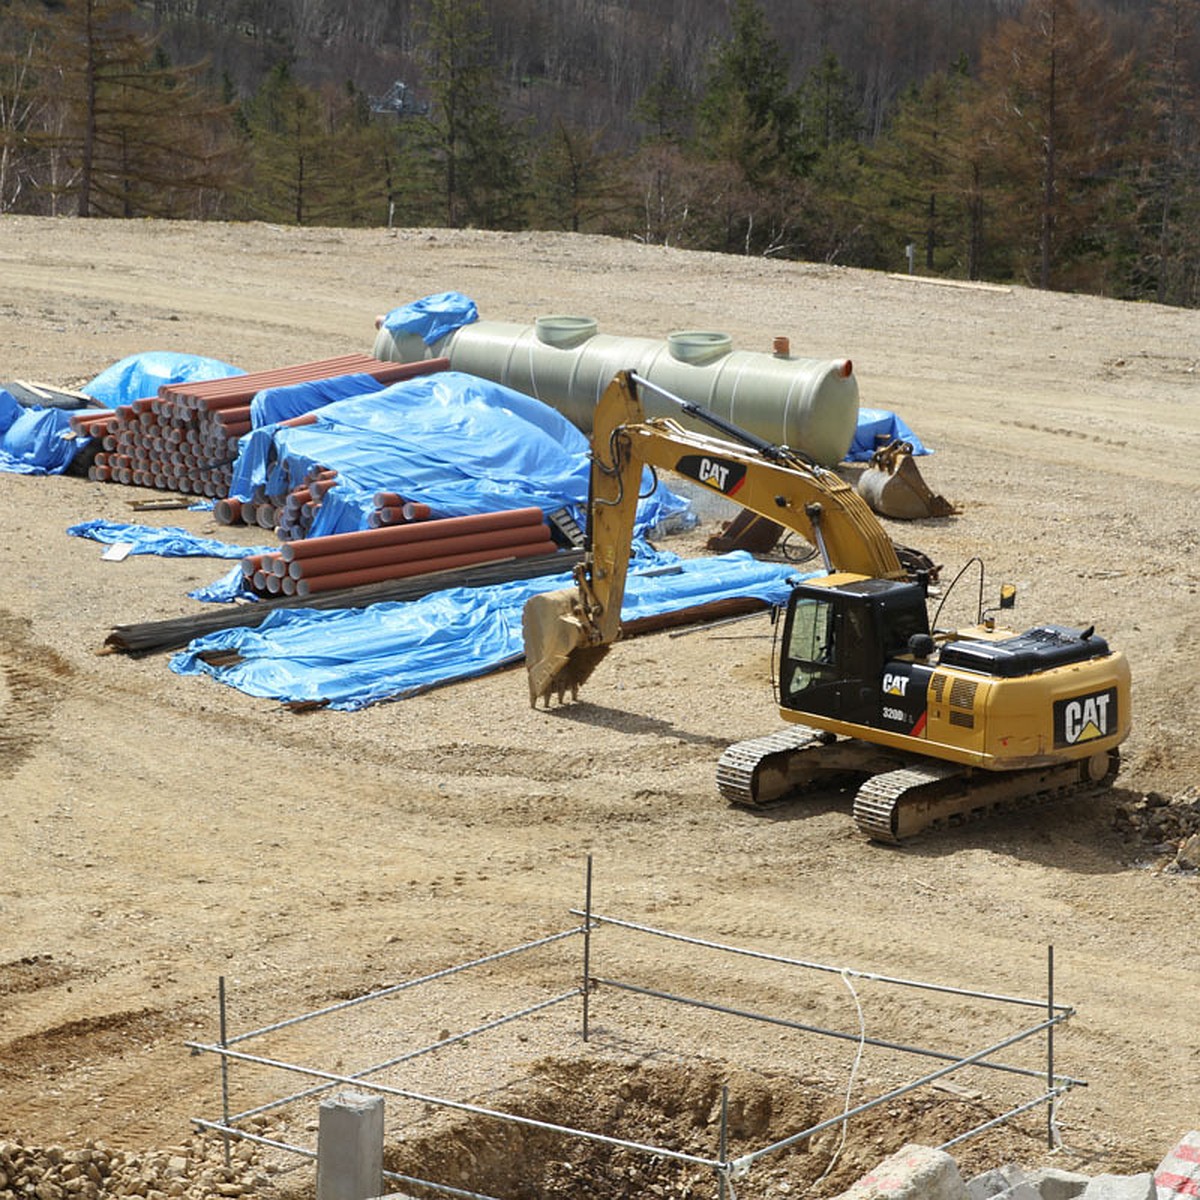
1046 945 1055 1149
718 1086 729 1200
582 856 593 1042
219 976 232 1168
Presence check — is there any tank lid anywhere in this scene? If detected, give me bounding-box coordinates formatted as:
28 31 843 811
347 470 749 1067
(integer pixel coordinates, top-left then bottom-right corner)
667 330 733 365
535 315 598 349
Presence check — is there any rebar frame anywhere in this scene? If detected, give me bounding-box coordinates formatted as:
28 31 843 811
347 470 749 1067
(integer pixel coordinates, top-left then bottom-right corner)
188 861 1081 1200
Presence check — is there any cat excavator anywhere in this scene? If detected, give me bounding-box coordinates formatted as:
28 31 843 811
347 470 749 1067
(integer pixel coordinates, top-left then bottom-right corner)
523 370 1131 843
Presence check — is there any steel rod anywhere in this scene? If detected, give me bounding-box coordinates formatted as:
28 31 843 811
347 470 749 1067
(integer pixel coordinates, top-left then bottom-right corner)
227 990 580 1123
224 926 585 1045
731 1012 1070 1171
218 976 231 1169
583 856 593 1043
1047 944 1055 1149
718 1087 729 1200
939 1085 1073 1151
187 1045 722 1171
574 911 1070 1012
594 976 1082 1084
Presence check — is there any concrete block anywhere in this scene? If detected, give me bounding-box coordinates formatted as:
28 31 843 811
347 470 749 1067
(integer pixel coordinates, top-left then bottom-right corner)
835 1143 968 1200
316 1091 385 1200
1025 1166 1091 1200
1156 1131 1200 1200
1081 1173 1155 1200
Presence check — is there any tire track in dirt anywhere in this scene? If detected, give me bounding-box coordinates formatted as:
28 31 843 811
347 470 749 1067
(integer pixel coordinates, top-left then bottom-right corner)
0 610 75 781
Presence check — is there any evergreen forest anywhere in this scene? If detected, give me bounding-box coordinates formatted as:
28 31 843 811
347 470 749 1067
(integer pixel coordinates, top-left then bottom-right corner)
3 0 1199 306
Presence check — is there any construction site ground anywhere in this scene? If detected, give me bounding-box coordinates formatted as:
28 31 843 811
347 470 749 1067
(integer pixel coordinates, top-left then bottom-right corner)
1 218 1197 1198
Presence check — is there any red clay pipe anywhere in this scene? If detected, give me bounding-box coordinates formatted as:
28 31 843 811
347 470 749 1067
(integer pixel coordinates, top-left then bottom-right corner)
288 524 552 580
280 507 547 562
294 538 559 596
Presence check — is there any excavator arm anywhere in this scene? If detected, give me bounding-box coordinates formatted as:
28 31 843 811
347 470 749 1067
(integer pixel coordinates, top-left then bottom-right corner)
523 370 907 706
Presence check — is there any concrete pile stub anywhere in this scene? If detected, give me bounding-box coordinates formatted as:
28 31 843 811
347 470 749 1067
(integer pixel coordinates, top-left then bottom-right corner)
1080 1174 1155 1200
316 1091 384 1200
1156 1132 1200 1200
835 1143 968 1200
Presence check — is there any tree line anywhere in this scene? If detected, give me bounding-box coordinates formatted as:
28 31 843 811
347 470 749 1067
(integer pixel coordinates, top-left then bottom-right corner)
2 0 1198 306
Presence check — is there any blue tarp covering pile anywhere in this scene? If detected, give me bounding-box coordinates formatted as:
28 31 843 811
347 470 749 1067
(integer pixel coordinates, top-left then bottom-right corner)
379 291 478 346
249 371 389 427
83 351 244 407
230 370 688 538
0 352 250 476
171 550 807 710
0 388 77 474
846 409 930 461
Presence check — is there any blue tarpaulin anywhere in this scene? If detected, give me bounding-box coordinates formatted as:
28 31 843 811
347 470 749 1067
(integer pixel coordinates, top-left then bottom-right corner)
67 520 274 559
846 409 930 461
0 389 78 474
229 370 687 538
170 550 807 710
83 351 244 407
249 372 389 428
380 291 478 346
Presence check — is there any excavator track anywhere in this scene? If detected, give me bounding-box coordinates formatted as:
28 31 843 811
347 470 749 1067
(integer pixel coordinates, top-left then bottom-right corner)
716 726 902 809
853 748 1121 844
717 727 839 808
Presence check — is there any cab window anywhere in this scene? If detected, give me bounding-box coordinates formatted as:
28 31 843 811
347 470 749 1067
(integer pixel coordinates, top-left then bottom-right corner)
783 596 837 699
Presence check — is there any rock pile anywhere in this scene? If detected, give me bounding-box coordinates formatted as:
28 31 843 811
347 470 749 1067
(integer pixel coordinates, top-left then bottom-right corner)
835 1130 1200 1200
0 1127 276 1200
1112 788 1200 872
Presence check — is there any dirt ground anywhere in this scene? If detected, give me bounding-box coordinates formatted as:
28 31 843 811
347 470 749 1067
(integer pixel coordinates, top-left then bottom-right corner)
1 217 1197 1198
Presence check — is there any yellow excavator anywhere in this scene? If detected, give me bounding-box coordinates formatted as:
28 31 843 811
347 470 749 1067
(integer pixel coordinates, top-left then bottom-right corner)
523 371 1131 843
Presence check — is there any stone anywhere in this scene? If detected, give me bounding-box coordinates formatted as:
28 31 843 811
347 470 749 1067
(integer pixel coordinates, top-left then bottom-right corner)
835 1144 968 1200
1175 834 1200 871
1080 1173 1155 1200
1024 1166 1091 1200
968 1167 1028 1200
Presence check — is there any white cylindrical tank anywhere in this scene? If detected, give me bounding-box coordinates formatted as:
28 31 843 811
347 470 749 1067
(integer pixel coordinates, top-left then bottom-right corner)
372 315 859 466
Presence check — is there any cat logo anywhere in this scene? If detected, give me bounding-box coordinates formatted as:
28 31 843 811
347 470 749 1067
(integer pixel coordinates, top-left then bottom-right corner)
675 454 747 496
882 673 909 696
1054 686 1118 748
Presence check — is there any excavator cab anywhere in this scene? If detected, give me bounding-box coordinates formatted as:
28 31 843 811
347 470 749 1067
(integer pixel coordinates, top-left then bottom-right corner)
778 576 933 732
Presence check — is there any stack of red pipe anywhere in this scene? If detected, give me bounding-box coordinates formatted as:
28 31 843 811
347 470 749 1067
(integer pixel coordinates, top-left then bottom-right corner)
214 457 339 539
240 507 558 598
367 492 434 528
73 355 447 497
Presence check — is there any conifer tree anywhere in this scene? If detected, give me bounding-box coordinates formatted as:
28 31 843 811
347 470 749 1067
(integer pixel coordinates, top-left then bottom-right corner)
976 0 1139 290
28 0 237 218
864 64 983 275
696 0 796 184
1138 0 1200 304
419 0 526 229
527 119 627 234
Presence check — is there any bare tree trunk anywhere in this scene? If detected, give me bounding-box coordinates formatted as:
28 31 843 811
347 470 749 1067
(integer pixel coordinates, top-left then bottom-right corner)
78 0 97 216
1039 3 1058 290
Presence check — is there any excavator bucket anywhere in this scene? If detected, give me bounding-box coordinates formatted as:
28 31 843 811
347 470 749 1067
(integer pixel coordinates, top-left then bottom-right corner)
522 589 611 706
856 441 957 520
